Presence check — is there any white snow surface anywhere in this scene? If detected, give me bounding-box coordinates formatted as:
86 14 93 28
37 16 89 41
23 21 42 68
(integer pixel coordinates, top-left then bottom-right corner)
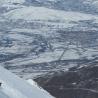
0 66 54 98
0 0 25 4
3 6 98 21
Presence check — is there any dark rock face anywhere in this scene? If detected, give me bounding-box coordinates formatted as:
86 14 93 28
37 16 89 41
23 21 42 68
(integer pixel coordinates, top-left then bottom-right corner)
45 88 98 98
35 65 98 98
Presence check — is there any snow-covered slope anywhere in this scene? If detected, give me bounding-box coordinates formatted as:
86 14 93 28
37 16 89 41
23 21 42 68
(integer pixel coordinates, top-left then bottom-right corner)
84 0 98 8
0 66 54 98
0 4 98 79
3 6 98 21
0 0 25 4
25 0 98 14
0 0 25 14
0 0 98 79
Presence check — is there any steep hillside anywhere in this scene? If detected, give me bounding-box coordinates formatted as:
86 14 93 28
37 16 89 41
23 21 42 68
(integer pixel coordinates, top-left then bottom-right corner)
35 61 98 98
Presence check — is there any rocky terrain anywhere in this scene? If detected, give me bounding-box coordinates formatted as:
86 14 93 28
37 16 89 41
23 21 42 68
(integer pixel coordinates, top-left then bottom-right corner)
35 60 98 98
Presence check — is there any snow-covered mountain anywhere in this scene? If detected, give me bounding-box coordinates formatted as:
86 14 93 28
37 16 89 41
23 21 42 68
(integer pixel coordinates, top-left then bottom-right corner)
0 0 98 79
0 66 54 98
1 1 98 98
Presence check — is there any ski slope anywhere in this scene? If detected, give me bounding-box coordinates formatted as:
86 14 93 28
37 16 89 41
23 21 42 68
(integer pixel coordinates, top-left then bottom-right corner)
0 66 54 98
